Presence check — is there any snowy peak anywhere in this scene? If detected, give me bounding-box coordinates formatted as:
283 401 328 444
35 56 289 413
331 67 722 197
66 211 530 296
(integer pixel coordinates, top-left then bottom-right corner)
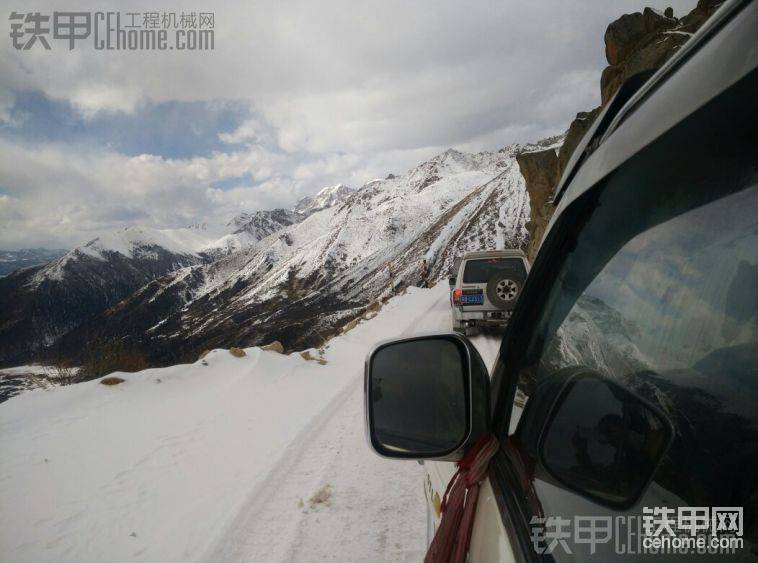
210 185 353 257
406 148 509 192
78 226 212 260
424 148 505 171
26 225 212 287
294 184 354 216
0 226 214 366
206 209 303 255
228 209 301 239
1 139 546 368
118 141 531 355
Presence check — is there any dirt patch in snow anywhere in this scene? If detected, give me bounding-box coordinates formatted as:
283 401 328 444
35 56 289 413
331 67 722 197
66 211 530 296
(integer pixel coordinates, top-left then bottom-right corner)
261 341 284 354
100 376 125 386
300 350 327 365
308 483 333 508
229 347 246 358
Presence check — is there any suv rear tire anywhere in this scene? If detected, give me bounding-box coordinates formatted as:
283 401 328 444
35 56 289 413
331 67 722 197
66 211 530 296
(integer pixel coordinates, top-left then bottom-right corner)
486 272 520 310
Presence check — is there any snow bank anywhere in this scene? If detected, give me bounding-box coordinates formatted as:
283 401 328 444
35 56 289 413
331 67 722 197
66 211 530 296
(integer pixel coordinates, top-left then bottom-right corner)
0 285 452 563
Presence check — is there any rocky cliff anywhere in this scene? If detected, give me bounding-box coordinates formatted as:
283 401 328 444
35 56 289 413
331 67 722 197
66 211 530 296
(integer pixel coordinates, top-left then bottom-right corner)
518 0 725 261
515 146 560 263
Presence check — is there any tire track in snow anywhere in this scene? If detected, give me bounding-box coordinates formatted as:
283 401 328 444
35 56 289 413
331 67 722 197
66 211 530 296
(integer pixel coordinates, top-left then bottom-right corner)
203 288 501 562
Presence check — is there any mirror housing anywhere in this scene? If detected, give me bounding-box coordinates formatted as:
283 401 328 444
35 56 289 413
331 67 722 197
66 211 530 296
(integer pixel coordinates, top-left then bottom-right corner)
448 276 456 287
536 368 673 509
364 332 490 461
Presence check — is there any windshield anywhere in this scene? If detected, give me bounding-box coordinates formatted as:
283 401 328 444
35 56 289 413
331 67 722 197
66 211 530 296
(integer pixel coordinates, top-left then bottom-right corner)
462 257 525 284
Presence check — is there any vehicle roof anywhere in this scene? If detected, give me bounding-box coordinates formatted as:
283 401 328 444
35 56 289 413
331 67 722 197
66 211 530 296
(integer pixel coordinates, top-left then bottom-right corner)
460 249 526 260
551 0 755 220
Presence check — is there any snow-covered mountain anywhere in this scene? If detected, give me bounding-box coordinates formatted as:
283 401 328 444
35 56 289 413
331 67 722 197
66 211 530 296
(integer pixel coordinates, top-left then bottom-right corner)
205 209 302 256
1 141 552 368
294 184 354 217
51 143 537 366
27 226 214 287
0 248 68 277
202 186 353 256
0 183 354 366
0 226 213 366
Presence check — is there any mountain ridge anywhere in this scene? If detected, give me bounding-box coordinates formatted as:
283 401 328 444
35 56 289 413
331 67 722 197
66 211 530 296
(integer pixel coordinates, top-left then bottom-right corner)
47 142 539 367
1 141 547 368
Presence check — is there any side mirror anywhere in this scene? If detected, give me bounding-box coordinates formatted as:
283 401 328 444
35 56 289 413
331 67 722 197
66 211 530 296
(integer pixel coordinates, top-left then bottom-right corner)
448 276 456 287
364 333 489 461
538 370 673 508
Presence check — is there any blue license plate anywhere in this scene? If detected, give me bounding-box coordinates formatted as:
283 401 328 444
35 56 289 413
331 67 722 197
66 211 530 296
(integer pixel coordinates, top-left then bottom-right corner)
462 294 483 305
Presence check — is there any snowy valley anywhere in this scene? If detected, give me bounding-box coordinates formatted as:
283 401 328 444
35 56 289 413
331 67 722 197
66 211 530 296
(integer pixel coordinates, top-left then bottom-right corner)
0 141 555 371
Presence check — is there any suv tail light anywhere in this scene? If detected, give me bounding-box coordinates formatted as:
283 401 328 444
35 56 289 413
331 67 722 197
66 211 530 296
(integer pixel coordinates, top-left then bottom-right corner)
452 289 462 305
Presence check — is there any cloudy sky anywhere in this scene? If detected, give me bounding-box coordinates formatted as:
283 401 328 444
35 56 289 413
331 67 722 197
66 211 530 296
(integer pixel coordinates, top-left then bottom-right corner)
0 0 697 250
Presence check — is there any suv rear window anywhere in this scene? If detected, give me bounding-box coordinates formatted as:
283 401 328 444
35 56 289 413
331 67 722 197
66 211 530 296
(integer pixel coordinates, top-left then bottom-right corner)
462 258 525 284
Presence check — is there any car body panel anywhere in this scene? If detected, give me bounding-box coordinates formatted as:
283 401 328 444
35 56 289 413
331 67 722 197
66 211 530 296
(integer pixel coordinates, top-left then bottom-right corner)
425 461 516 562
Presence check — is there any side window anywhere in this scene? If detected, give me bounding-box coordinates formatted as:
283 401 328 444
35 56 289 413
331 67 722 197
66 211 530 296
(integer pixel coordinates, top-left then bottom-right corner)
504 76 757 560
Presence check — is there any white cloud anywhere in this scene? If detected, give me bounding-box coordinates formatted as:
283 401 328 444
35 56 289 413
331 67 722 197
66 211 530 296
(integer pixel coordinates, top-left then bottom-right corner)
218 117 270 145
0 0 699 248
0 137 444 249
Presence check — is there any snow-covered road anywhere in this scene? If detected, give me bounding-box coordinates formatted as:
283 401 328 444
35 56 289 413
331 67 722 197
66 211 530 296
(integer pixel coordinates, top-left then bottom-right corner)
204 375 425 563
0 284 503 563
204 285 501 563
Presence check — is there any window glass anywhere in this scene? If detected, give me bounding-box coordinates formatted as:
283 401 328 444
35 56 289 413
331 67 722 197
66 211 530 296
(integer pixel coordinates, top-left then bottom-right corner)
462 258 526 284
510 180 757 559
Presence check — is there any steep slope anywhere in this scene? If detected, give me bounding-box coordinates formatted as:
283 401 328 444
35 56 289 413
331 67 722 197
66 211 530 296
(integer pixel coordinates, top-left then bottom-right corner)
0 227 212 367
57 144 535 366
294 184 354 217
0 181 378 367
205 209 302 256
204 186 355 256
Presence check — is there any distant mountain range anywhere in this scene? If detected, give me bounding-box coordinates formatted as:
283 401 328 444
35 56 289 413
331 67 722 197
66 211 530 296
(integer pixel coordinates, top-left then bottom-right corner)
0 184 356 366
1 0 725 378
0 141 556 368
0 248 68 277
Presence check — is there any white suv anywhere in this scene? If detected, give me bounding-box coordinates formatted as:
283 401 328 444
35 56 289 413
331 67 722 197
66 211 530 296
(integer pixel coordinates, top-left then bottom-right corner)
449 250 529 335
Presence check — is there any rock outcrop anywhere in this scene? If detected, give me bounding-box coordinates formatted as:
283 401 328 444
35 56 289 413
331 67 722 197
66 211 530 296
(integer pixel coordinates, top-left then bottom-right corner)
516 148 560 262
518 1 724 261
601 7 684 105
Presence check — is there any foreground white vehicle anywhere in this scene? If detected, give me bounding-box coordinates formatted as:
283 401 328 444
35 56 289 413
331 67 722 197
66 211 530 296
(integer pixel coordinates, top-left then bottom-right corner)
365 2 758 560
449 250 529 335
